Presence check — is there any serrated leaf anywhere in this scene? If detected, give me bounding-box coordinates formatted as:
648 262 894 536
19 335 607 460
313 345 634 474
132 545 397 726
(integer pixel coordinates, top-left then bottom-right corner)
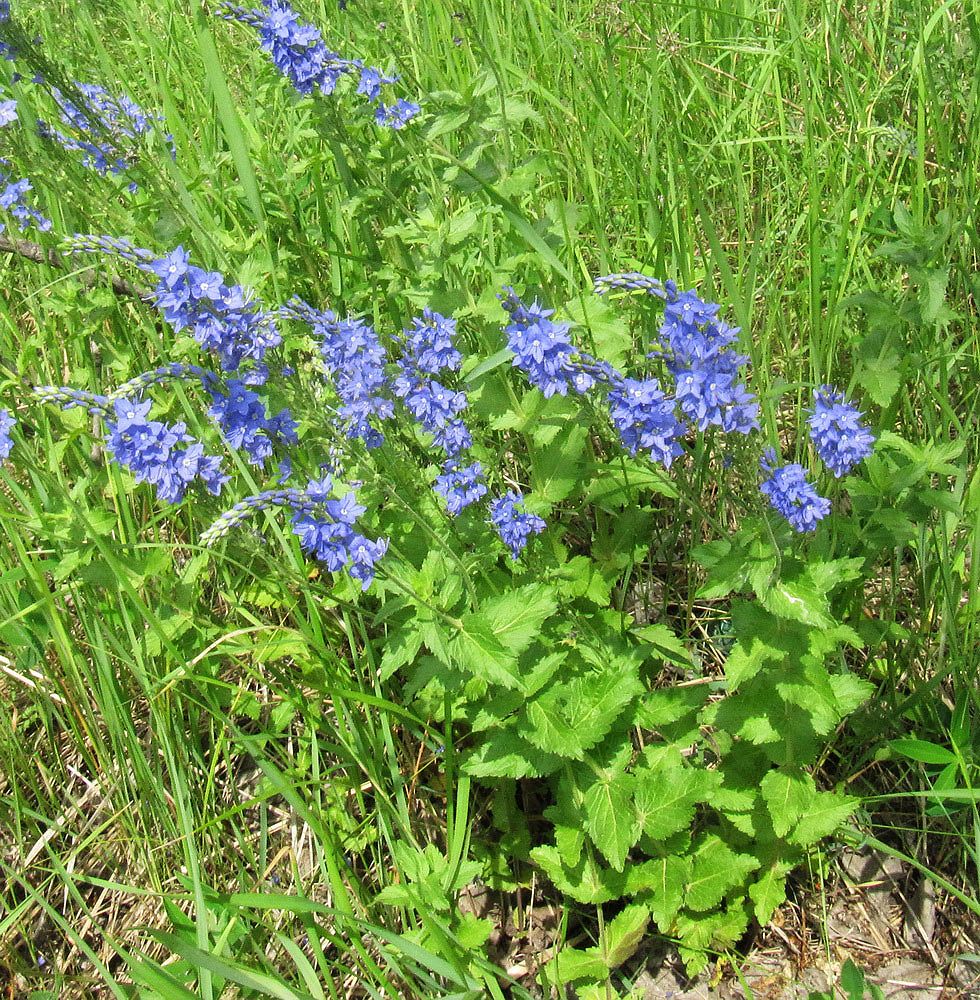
675 902 750 975
463 728 560 778
856 353 902 407
760 769 815 838
448 616 521 688
633 854 691 930
634 749 717 842
563 293 632 367
789 790 858 846
531 845 628 904
520 667 642 759
532 422 589 503
828 673 875 715
603 904 650 968
583 771 640 872
760 579 833 628
540 946 607 987
749 861 793 923
685 835 759 911
379 628 423 681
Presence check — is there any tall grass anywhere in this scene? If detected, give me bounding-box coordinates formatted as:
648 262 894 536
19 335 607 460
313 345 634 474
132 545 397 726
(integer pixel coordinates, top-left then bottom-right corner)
1 0 977 995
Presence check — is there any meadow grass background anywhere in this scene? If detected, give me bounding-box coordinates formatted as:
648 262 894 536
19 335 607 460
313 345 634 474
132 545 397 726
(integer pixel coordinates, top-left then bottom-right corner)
1 0 978 995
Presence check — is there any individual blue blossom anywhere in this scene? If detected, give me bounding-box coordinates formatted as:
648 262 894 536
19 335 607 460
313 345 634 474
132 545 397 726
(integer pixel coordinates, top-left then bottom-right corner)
807 386 875 477
207 379 297 465
104 397 228 503
606 375 686 468
759 448 830 533
434 459 487 515
0 97 16 127
374 99 420 129
0 174 52 235
282 298 393 448
500 288 613 399
0 408 15 461
39 82 174 192
357 66 397 102
489 490 546 560
670 356 759 434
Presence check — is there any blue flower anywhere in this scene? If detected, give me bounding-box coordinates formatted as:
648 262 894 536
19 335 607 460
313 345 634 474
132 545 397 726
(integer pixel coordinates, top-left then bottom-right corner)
0 407 15 461
434 459 487 515
374 99 420 129
0 98 17 127
282 299 393 448
489 490 546 559
399 309 462 375
39 82 174 190
104 397 227 503
759 448 830 533
208 379 296 465
807 386 874 478
606 376 686 467
0 175 52 235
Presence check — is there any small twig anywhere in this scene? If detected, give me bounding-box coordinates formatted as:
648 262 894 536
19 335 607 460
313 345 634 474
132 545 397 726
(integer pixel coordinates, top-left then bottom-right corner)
0 233 150 301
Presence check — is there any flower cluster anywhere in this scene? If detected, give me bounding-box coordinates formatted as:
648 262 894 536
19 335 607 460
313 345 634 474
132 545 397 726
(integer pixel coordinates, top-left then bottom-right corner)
606 376 685 467
489 490 546 560
1 90 51 235
207 379 298 465
0 174 51 235
759 448 830 533
807 386 875 478
104 398 227 503
67 239 282 374
282 299 393 448
656 285 759 435
500 288 614 399
394 309 487 515
216 0 419 128
39 82 173 192
0 408 14 461
287 476 387 589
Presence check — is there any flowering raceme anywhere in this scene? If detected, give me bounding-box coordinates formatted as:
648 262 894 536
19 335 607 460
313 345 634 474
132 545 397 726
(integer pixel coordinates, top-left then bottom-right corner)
808 386 875 477
0 408 14 461
489 490 546 560
67 237 282 375
759 448 830 533
216 0 419 128
39 82 174 191
282 299 393 448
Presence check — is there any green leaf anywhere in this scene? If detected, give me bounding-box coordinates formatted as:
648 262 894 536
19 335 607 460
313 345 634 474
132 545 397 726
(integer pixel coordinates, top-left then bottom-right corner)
562 294 632 367
602 904 650 968
520 667 642 759
532 422 589 503
475 583 558 658
675 902 750 975
749 861 793 924
634 854 691 930
448 616 521 688
635 749 718 842
685 834 759 911
530 845 628 904
463 727 561 778
890 738 957 765
583 770 640 872
584 457 678 508
789 790 858 846
760 769 816 839
540 946 608 987
760 578 833 629
632 623 694 668
856 352 902 407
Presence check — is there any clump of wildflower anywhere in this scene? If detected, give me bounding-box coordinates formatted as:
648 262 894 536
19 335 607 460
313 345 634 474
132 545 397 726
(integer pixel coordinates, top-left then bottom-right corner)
207 378 297 465
287 476 386 588
0 174 52 235
282 298 393 448
606 375 686 467
104 397 228 503
489 490 546 560
759 448 830 533
67 238 281 374
500 289 615 399
39 82 174 191
216 0 418 127
394 308 486 511
807 386 875 478
0 408 15 461
434 459 487 515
